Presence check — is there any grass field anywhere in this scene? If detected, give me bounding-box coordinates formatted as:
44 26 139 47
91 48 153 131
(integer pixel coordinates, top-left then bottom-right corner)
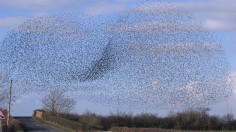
110 127 236 132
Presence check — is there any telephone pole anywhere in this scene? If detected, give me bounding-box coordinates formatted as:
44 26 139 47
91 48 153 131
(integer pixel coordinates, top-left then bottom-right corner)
7 80 12 126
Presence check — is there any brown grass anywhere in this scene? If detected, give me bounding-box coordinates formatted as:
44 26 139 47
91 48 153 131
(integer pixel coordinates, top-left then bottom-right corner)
109 127 224 132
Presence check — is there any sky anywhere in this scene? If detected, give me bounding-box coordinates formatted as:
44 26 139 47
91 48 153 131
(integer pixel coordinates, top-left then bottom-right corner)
0 0 235 116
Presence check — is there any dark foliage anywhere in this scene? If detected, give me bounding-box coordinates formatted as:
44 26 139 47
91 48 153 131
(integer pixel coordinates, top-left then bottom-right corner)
49 109 236 131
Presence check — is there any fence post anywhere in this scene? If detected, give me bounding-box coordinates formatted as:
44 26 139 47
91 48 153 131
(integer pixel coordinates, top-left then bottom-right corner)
0 120 2 132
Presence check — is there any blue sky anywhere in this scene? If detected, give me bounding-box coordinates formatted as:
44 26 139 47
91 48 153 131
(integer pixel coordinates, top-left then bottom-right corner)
0 0 236 116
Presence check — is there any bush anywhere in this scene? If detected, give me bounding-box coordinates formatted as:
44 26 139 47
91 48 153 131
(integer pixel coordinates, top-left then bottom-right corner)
42 112 80 130
32 109 236 131
79 112 102 131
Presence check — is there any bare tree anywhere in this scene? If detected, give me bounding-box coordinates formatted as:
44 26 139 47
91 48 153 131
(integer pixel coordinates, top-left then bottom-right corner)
222 113 234 124
42 89 76 114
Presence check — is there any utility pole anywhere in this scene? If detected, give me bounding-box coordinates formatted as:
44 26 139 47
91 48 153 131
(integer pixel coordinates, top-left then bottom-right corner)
7 80 12 126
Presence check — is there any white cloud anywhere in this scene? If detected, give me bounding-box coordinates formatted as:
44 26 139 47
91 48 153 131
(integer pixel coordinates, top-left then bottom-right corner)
176 0 236 31
81 0 137 16
204 19 236 31
34 12 49 17
0 0 77 9
0 0 134 12
15 94 40 104
0 17 26 28
1 0 235 31
84 4 126 16
0 12 51 29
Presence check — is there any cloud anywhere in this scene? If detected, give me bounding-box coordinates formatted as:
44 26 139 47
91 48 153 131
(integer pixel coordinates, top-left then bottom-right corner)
84 4 126 16
176 0 236 31
0 12 51 29
0 0 77 9
0 17 26 28
1 0 235 31
81 0 137 16
204 19 236 31
15 94 39 104
0 0 134 13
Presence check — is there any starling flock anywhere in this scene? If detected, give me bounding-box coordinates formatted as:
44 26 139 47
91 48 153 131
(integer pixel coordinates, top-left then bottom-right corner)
0 1 233 112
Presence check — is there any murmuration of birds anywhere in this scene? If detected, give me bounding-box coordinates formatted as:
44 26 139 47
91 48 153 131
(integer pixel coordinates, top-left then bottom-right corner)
0 1 233 112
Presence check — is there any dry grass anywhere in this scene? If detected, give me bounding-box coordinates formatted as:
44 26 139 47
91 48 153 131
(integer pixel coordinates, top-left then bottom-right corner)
109 127 236 132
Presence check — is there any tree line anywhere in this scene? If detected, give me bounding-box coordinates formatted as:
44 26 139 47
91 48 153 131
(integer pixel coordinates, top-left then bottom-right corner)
1 84 235 131
53 109 235 131
39 89 236 131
